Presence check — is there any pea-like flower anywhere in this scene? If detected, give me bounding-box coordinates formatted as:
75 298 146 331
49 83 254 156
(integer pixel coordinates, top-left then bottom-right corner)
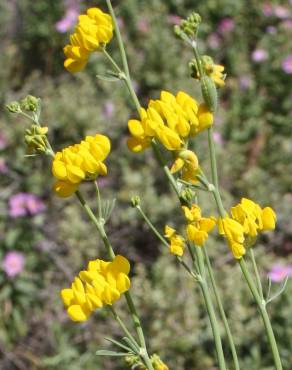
164 225 185 256
52 134 110 197
219 198 277 259
127 91 213 153
170 149 200 184
182 204 216 246
64 8 114 73
61 255 131 322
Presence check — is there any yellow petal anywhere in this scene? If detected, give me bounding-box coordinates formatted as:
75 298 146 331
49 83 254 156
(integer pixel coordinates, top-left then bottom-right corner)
61 289 74 307
67 305 89 322
116 273 131 293
128 120 145 138
53 181 79 198
52 160 67 180
261 207 276 231
127 137 150 153
110 255 131 275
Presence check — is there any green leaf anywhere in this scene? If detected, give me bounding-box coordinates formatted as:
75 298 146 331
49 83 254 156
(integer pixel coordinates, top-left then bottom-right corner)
104 337 133 353
96 350 130 357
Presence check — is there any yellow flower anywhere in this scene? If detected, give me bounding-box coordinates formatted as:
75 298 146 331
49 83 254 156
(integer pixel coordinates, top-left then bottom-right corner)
231 198 277 237
127 91 213 152
52 134 110 197
218 216 246 259
164 225 185 256
64 8 113 73
61 255 131 322
182 204 216 246
206 64 225 87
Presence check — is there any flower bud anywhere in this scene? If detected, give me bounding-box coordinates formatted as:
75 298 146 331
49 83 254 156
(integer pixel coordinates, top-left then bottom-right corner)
131 196 141 207
20 95 40 112
24 124 49 154
6 101 21 113
200 75 218 112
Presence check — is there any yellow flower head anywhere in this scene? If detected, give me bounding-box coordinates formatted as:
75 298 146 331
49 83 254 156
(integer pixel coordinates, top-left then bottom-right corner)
164 225 185 256
182 204 216 246
127 91 213 153
52 134 110 197
64 8 114 73
61 255 131 322
231 198 277 237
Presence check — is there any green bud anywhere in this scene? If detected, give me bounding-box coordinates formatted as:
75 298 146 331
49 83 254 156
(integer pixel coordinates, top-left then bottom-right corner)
180 188 195 204
201 75 218 112
20 95 40 112
6 101 21 113
131 196 141 207
24 124 49 154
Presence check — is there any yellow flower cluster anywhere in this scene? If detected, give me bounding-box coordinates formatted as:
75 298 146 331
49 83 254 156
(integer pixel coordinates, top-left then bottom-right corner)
164 225 185 256
64 8 113 73
61 255 131 322
52 134 110 198
127 91 213 153
182 204 216 246
219 198 277 259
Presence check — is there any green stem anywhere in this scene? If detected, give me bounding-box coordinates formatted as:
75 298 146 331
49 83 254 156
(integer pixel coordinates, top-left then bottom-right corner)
208 127 219 189
110 306 139 349
194 246 227 370
239 259 282 370
203 247 240 370
249 248 264 301
75 190 154 370
102 48 123 74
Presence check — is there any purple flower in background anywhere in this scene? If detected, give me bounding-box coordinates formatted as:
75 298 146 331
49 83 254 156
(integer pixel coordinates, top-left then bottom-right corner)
167 15 182 25
207 33 221 49
137 18 149 33
251 49 268 63
274 5 290 19
266 26 276 34
55 0 79 33
103 101 115 118
0 158 8 174
218 18 235 34
282 19 292 29
0 132 7 150
281 55 292 74
239 76 252 90
9 193 46 218
262 3 273 17
268 265 292 282
213 132 224 145
2 251 25 277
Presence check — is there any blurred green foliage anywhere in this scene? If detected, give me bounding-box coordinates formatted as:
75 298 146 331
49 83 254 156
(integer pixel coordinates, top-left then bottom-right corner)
0 0 291 369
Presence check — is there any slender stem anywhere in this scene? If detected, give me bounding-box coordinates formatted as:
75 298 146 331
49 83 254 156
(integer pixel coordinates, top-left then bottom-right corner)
136 206 169 248
105 0 130 79
203 247 240 370
94 180 102 219
75 190 154 370
249 248 264 300
208 128 219 189
194 246 227 370
110 306 139 348
239 259 282 370
102 48 123 74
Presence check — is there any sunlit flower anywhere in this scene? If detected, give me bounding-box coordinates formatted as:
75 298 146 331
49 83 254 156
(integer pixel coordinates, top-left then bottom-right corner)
63 7 114 73
170 149 200 184
164 225 185 256
9 193 46 218
2 251 25 277
52 134 110 197
218 216 246 259
61 255 131 321
182 204 216 246
127 91 213 153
